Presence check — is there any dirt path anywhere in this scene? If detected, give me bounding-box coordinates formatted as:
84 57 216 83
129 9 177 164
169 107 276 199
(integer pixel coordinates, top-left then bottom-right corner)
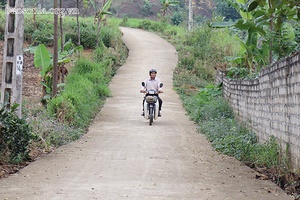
0 27 292 200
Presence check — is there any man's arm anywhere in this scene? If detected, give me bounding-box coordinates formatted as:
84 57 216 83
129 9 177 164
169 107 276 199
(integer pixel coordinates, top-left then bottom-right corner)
140 80 147 93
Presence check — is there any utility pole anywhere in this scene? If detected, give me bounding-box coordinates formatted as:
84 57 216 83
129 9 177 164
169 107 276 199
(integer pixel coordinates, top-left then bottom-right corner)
188 0 193 31
52 0 58 97
1 0 24 118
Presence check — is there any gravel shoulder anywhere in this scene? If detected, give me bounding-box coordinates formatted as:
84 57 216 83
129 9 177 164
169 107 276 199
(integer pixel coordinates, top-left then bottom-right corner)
0 27 292 200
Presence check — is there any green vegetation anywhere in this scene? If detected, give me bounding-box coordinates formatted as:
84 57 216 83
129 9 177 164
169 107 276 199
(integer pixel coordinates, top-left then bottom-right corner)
211 0 299 78
0 104 35 163
27 18 127 147
0 11 128 161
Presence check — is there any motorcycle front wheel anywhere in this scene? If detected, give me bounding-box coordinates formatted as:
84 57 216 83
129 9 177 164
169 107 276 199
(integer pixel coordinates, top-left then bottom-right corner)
149 107 153 126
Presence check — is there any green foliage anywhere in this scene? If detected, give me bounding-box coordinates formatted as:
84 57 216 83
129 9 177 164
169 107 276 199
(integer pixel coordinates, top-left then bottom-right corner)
26 105 84 148
210 0 300 73
27 41 82 100
181 86 285 168
214 0 241 21
21 15 126 148
225 66 258 79
24 16 55 45
0 105 35 163
100 26 121 48
175 24 226 83
21 14 99 49
138 19 153 30
31 27 54 46
201 118 260 161
92 0 113 21
0 11 5 40
142 0 154 17
160 0 180 17
79 25 98 49
183 84 232 121
295 23 300 51
271 22 297 58
171 12 183 26
47 57 112 128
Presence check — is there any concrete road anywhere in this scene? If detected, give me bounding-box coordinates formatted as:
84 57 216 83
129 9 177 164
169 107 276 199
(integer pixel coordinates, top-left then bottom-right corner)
0 27 292 200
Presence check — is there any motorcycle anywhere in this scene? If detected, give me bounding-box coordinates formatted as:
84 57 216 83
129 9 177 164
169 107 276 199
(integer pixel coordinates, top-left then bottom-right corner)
141 82 163 126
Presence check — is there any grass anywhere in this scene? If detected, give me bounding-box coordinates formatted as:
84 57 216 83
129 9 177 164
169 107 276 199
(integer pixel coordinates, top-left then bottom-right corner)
20 15 128 149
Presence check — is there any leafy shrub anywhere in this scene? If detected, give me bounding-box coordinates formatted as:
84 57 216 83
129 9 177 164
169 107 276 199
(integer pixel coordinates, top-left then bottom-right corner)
200 118 258 160
225 67 259 80
171 12 183 26
0 105 35 163
179 53 195 70
31 28 54 46
101 27 112 48
26 106 84 148
138 20 152 30
80 26 97 49
47 57 112 128
141 0 153 16
120 17 128 26
226 67 250 79
65 33 78 45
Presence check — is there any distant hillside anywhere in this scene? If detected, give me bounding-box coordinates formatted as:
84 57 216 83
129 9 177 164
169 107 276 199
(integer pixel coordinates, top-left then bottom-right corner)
110 0 162 20
109 0 216 20
23 0 216 21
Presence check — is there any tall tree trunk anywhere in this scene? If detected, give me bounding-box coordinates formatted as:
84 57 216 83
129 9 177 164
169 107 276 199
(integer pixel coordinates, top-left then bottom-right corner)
53 0 58 97
33 7 36 28
60 0 66 84
77 0 80 46
60 0 64 51
96 19 101 47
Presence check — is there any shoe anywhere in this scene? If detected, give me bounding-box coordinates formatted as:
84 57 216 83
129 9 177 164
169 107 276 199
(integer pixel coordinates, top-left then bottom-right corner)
158 111 161 117
141 112 144 116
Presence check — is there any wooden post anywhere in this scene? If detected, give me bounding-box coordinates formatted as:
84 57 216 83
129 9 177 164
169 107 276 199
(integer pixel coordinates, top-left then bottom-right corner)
52 0 58 97
1 0 24 118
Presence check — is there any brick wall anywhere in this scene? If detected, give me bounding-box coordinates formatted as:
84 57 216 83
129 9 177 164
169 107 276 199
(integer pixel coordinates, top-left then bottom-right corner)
216 52 300 169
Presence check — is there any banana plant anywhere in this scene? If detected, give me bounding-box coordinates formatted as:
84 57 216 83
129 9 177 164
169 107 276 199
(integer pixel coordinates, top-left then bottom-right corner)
250 0 299 61
159 0 180 18
26 40 83 102
89 0 113 47
210 0 299 70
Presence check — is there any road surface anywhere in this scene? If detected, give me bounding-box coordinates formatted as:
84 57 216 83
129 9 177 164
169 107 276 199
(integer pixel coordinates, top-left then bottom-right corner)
0 27 292 200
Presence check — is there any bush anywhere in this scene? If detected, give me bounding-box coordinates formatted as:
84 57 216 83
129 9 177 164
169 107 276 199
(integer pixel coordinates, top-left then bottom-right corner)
171 12 183 26
0 105 35 163
47 57 113 128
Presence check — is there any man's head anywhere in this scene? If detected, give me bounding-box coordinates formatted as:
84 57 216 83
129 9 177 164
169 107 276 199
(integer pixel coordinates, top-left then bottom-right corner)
149 69 157 79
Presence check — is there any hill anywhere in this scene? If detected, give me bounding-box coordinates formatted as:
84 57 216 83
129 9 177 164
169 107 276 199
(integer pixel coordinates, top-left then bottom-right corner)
109 0 216 20
22 0 216 22
45 0 216 21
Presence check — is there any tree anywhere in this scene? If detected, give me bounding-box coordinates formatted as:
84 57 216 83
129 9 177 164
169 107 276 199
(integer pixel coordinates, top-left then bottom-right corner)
72 0 89 45
90 0 112 47
214 0 241 21
210 0 299 70
160 0 180 17
53 0 59 97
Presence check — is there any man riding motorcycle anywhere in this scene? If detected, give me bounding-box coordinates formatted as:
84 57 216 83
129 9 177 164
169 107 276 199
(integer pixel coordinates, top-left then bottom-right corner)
140 68 163 117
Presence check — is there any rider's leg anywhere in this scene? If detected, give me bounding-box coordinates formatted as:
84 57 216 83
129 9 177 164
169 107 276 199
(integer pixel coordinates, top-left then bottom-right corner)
158 97 162 116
